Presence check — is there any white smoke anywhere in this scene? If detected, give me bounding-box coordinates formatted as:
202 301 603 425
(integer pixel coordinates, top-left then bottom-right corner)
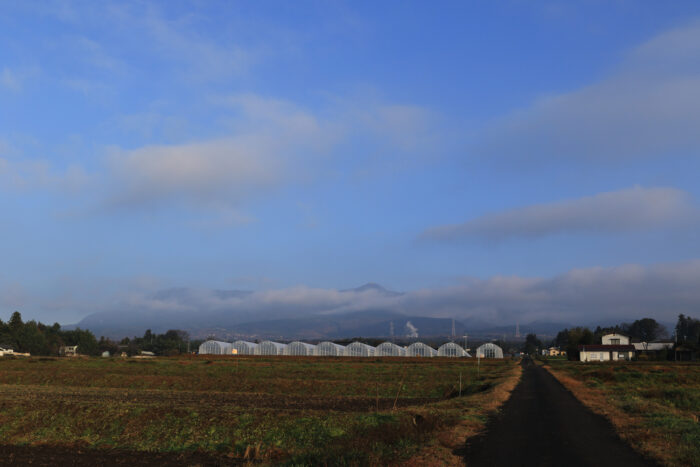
405 320 418 338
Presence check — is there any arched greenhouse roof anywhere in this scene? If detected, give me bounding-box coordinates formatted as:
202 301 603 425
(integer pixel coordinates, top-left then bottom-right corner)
406 342 437 357
256 341 287 356
232 340 258 355
375 342 406 357
437 342 470 357
286 341 317 356
198 340 233 355
316 341 346 356
476 343 503 358
345 341 375 357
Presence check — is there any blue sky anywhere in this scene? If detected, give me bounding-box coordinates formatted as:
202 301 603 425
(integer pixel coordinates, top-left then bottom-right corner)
2 1 700 326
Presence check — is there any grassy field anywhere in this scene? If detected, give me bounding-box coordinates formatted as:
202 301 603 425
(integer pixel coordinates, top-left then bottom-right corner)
544 360 700 467
0 355 519 465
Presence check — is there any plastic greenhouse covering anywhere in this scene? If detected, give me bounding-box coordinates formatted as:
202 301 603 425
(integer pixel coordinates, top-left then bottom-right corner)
375 342 407 357
316 341 346 356
476 343 504 358
345 341 375 357
437 342 470 357
232 340 258 355
256 341 288 356
406 342 438 357
198 340 233 355
286 341 317 356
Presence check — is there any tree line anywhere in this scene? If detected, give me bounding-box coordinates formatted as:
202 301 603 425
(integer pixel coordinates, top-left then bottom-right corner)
0 311 198 357
545 315 699 360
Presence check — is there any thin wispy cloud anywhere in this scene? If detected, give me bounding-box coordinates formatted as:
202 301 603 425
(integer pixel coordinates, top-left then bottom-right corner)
422 187 697 242
474 20 700 162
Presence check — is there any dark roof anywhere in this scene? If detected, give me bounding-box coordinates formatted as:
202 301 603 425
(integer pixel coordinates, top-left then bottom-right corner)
578 345 635 351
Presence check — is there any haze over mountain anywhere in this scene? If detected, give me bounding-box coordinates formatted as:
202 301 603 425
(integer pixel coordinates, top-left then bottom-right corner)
73 268 698 339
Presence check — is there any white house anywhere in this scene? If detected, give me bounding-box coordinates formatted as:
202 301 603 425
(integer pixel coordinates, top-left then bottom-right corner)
579 334 634 362
601 333 630 345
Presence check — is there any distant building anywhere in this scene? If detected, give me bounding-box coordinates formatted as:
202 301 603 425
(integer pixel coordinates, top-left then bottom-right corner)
579 334 634 362
0 346 14 357
59 345 78 357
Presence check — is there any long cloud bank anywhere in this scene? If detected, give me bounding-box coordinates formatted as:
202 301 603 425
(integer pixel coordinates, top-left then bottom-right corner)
422 186 697 242
74 260 700 329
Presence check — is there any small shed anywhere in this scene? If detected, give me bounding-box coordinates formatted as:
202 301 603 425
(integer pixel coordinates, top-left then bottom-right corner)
59 345 79 357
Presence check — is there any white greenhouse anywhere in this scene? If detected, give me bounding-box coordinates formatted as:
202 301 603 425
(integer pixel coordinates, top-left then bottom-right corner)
345 341 375 357
437 342 470 357
476 343 503 358
375 342 407 357
406 342 437 357
256 341 287 356
232 340 258 355
316 341 346 356
286 341 317 356
198 340 233 355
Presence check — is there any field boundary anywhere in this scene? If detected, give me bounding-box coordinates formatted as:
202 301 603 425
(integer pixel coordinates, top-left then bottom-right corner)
401 360 523 466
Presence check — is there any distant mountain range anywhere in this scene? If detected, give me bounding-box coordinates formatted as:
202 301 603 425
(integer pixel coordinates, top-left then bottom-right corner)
70 283 574 340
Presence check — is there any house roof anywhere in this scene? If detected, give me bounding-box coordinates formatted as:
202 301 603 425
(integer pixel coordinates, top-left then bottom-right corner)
578 345 635 351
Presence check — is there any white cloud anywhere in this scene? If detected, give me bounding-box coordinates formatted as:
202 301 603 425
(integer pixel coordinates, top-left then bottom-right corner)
104 95 334 211
422 186 696 242
474 20 700 161
2 92 436 219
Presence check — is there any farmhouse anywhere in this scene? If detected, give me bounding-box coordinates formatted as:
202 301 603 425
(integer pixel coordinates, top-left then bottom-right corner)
0 346 14 357
579 333 634 362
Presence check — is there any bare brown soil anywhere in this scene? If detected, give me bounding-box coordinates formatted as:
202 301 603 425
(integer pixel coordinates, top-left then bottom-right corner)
0 384 436 412
0 444 238 466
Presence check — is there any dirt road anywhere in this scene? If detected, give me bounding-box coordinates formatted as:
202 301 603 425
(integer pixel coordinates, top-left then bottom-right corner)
461 358 658 467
